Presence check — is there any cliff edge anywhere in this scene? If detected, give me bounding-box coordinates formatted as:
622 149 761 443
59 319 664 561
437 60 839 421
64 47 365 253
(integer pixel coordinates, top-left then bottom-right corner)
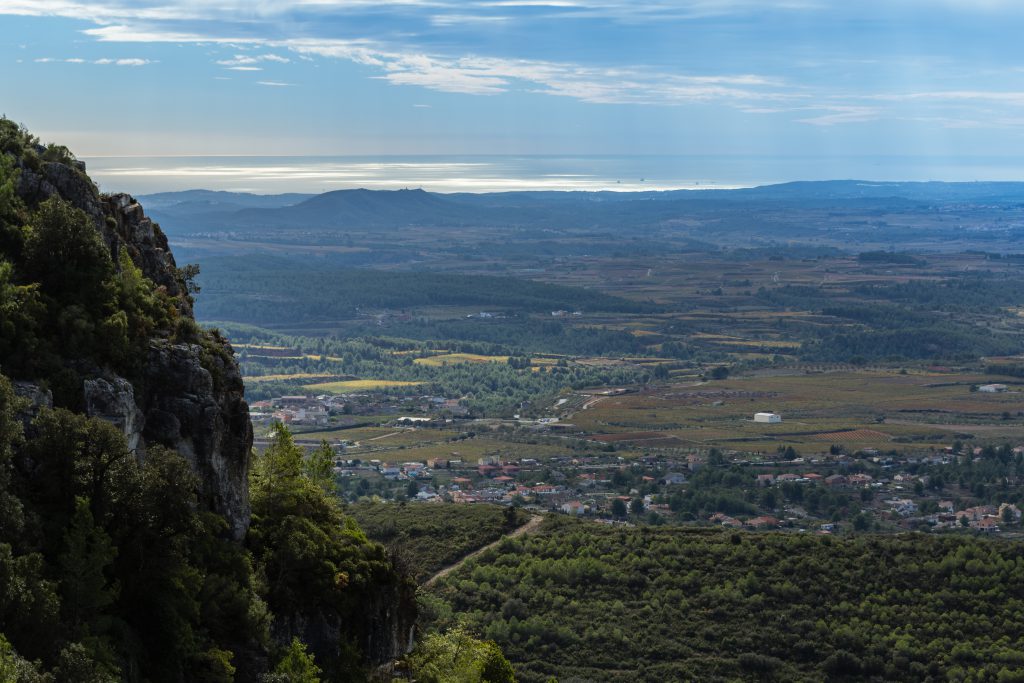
7 141 252 539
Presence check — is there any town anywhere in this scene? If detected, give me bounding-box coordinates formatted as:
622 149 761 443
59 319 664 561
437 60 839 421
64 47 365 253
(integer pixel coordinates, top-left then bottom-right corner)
252 389 1024 536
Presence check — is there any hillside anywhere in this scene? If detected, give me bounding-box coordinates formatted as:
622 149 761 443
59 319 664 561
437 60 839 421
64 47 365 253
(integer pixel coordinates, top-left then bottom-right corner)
0 120 418 681
429 517 1024 682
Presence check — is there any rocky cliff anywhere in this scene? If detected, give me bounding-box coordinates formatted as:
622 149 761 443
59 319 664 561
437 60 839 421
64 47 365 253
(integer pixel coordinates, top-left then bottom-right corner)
12 150 252 538
2 128 416 677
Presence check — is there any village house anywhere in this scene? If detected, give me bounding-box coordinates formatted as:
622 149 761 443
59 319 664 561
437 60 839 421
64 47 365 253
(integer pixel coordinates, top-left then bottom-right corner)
662 472 687 485
379 463 401 479
999 503 1022 523
746 515 780 529
886 498 917 516
709 512 743 528
825 474 847 487
974 517 1001 533
960 505 998 522
561 501 586 515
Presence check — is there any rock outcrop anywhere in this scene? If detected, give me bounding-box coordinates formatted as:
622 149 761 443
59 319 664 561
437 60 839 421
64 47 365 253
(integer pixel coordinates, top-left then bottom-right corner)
83 376 145 455
13 153 252 538
101 193 192 313
141 341 252 539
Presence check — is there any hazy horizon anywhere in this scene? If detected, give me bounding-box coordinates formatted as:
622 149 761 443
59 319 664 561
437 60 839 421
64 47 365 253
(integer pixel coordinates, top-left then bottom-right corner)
83 153 1024 196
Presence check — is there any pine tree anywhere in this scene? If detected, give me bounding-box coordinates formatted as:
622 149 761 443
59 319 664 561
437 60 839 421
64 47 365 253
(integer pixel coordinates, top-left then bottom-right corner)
58 497 118 634
303 441 335 497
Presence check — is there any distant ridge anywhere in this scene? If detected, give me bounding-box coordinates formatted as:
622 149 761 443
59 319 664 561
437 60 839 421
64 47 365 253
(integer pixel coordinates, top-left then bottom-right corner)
141 179 1024 235
234 187 473 228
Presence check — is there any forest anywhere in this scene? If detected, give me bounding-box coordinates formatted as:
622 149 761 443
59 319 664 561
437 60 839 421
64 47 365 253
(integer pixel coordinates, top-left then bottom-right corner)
427 517 1024 683
348 502 527 583
193 255 661 325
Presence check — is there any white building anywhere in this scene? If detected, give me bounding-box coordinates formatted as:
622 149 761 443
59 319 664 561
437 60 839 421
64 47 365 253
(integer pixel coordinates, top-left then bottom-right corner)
978 384 1008 393
754 412 782 424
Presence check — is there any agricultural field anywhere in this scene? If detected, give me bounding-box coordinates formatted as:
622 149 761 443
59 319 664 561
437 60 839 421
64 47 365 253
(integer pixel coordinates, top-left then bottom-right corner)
303 379 423 392
566 370 1024 454
414 353 510 366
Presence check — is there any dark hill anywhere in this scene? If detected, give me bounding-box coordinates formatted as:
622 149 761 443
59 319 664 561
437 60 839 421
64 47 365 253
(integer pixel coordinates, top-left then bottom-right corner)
233 187 488 229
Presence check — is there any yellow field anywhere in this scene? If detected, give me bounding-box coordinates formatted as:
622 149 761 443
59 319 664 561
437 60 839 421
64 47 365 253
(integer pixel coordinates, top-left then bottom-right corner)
303 379 423 392
246 373 346 382
414 353 509 366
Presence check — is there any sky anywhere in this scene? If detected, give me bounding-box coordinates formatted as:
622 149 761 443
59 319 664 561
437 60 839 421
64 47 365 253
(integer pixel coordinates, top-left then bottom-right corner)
2 1 1024 185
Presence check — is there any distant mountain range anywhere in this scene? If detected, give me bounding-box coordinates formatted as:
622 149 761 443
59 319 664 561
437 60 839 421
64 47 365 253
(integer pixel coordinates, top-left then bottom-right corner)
140 180 1024 236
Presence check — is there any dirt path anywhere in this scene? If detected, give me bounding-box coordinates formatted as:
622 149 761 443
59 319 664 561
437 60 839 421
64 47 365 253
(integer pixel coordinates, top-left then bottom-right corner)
423 515 544 588
365 430 403 442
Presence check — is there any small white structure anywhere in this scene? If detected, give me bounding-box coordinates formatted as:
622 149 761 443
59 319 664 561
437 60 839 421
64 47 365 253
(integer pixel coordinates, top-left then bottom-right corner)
978 384 1008 393
754 412 782 424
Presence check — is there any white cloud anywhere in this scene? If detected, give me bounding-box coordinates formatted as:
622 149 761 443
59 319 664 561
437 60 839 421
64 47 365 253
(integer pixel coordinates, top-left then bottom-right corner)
35 55 151 65
217 53 291 66
429 13 510 26
257 80 293 86
796 105 879 126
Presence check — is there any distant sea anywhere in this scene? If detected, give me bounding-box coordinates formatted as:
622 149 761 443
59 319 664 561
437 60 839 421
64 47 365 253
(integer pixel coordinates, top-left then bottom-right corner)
80 154 1024 195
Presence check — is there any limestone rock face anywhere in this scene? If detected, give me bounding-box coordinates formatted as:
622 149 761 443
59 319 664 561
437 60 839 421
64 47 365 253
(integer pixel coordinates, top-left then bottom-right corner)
83 377 145 455
15 159 103 226
141 342 252 539
101 193 192 314
13 153 252 539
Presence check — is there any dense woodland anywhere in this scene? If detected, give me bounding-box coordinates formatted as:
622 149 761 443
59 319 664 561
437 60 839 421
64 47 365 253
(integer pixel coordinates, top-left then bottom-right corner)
348 503 527 583
194 255 660 325
428 517 1024 682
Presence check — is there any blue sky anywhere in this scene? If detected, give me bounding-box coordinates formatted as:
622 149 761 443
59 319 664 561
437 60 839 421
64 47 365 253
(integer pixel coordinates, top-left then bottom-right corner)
2 1 1024 169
